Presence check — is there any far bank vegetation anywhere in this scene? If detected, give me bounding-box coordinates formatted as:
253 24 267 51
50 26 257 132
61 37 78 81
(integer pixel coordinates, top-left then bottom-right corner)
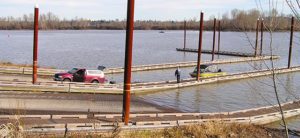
0 8 297 31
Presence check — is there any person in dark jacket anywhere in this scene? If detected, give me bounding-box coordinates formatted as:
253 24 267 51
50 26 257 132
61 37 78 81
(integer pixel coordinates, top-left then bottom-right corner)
175 67 181 83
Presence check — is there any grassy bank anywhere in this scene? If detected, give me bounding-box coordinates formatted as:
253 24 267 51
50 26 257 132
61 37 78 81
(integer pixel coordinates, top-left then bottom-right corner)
23 122 285 138
123 123 282 138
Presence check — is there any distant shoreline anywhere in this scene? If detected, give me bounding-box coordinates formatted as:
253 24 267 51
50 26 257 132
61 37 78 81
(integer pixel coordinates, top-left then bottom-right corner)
0 8 296 31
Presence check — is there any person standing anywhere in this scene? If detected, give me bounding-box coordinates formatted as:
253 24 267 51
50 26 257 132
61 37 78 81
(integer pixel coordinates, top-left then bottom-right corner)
175 67 181 83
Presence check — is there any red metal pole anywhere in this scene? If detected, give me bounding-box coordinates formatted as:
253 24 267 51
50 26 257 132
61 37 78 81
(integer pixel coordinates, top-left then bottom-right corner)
217 20 221 53
212 18 217 61
32 5 39 84
288 16 295 68
122 0 135 125
184 21 187 49
196 12 204 81
254 19 259 57
260 18 264 56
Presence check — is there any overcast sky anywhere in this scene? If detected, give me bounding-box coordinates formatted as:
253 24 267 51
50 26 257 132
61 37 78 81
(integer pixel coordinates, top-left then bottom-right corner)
0 0 290 21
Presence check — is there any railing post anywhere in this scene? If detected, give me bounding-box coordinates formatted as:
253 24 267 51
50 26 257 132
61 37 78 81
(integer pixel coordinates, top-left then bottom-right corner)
255 19 259 57
217 20 221 53
197 12 204 81
32 5 39 84
288 16 295 68
184 20 187 49
122 0 135 125
260 18 264 56
212 18 217 61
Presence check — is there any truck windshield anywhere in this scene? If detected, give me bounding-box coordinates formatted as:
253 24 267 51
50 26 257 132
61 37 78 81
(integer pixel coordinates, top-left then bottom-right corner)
193 65 208 73
68 68 78 74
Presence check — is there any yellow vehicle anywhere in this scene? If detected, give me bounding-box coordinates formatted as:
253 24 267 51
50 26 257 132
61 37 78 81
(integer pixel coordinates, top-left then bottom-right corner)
189 64 227 78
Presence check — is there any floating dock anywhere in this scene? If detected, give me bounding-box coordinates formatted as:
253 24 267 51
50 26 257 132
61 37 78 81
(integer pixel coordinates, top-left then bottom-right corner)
0 56 278 76
176 48 257 57
0 100 299 133
0 66 299 94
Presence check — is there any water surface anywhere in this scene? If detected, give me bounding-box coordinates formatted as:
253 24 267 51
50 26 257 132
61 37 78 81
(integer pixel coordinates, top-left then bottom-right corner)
1 30 300 130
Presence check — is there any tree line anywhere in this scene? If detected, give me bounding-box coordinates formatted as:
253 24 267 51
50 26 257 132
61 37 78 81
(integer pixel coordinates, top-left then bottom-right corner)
0 9 297 31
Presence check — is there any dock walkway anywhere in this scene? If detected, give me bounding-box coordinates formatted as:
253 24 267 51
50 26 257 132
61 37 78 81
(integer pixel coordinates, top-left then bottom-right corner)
0 56 278 76
177 48 257 57
0 66 299 94
0 100 299 133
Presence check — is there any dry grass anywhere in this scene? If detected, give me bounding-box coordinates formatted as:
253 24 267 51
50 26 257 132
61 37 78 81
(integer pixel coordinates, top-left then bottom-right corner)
125 122 283 138
0 61 31 67
0 120 24 138
160 122 280 138
0 61 55 69
26 122 284 138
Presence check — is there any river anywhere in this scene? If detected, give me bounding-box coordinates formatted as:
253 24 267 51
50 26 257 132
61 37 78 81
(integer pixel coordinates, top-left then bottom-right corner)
0 30 299 130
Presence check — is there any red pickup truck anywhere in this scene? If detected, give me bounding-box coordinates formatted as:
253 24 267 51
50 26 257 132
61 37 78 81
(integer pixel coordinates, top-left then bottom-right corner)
53 68 106 83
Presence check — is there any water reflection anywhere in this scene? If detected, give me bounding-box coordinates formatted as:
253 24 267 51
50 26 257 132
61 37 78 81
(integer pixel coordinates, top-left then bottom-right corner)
1 30 300 129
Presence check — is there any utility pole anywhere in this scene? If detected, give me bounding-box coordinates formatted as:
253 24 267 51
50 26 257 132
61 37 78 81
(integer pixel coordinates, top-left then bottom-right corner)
260 18 264 56
288 16 295 68
212 18 217 61
122 0 135 125
196 12 204 81
184 20 187 49
217 20 221 53
32 4 39 84
254 19 259 57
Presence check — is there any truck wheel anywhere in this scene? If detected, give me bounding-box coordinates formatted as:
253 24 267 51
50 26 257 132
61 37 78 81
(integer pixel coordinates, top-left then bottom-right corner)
92 80 99 83
63 78 71 82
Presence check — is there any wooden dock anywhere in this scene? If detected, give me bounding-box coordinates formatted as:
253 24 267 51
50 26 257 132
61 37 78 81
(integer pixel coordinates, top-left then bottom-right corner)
176 48 257 57
0 100 299 133
0 65 299 94
0 56 278 76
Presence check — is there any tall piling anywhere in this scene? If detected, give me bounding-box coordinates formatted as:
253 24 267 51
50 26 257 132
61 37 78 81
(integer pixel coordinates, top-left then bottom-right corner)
184 21 187 49
32 5 39 84
122 0 135 125
260 18 264 56
196 12 204 81
217 20 221 53
288 16 295 68
254 19 259 57
212 18 217 61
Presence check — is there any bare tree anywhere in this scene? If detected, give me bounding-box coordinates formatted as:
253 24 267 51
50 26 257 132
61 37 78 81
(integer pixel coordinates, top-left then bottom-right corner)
0 10 296 30
255 0 293 137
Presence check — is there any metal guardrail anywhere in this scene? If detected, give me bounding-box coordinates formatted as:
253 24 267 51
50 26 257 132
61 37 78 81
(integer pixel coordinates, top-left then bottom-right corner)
1 100 299 119
0 114 88 120
11 107 300 133
0 100 298 133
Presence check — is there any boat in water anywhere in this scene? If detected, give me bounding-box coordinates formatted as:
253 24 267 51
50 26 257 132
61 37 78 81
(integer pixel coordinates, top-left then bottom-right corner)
189 64 227 78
